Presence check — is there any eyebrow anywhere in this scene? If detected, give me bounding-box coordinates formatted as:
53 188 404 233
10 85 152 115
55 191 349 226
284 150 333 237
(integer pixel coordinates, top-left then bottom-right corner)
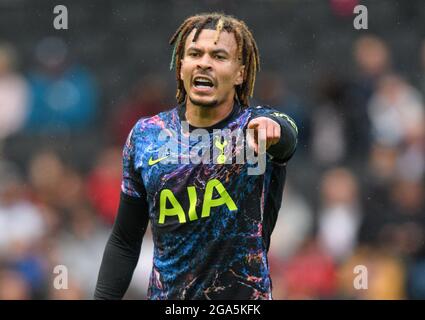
186 47 230 56
211 49 229 56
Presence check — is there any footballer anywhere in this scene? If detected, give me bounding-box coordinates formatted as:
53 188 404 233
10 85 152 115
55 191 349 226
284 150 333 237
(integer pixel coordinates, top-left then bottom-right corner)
95 12 298 300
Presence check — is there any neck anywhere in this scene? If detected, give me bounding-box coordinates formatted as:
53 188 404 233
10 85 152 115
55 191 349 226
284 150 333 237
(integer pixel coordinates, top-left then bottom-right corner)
185 97 235 128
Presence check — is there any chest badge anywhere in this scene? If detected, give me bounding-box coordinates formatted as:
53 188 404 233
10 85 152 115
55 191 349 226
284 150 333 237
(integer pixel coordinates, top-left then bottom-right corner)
215 137 228 164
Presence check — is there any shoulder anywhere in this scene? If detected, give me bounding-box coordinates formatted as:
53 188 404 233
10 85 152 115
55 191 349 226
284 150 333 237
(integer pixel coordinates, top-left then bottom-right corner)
247 105 281 117
245 105 283 123
129 106 179 138
234 105 282 127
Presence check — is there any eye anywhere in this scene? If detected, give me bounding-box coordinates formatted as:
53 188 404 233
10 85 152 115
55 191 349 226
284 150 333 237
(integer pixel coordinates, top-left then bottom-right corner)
188 52 200 57
215 55 226 60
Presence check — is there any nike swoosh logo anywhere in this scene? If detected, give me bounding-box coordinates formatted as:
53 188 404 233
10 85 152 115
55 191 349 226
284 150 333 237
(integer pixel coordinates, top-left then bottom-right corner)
148 155 169 166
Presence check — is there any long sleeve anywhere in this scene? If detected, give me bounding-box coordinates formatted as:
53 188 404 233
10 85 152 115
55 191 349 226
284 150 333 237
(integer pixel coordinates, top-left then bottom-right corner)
251 107 298 162
94 192 149 300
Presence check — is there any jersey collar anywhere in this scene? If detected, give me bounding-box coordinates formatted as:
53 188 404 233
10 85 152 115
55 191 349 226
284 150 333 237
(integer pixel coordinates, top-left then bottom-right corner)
177 100 242 133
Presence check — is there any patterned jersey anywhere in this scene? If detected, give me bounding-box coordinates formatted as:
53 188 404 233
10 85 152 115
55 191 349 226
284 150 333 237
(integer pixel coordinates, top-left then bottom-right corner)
121 102 297 300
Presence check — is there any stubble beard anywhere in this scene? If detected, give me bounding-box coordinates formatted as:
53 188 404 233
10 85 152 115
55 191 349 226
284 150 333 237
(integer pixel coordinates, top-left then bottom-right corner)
188 95 219 108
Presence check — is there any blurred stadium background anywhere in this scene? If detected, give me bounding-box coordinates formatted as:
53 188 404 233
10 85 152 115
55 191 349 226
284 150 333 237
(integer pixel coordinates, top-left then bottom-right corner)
0 0 425 299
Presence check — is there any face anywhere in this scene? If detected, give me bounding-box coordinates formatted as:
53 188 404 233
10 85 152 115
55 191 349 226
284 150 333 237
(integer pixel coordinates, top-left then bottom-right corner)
180 28 245 108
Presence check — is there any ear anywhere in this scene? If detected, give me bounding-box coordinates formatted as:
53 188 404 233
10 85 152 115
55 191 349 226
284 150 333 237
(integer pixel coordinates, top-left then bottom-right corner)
235 65 245 86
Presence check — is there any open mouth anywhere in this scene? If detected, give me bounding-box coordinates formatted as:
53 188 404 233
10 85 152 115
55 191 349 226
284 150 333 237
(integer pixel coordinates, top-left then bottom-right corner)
192 76 214 89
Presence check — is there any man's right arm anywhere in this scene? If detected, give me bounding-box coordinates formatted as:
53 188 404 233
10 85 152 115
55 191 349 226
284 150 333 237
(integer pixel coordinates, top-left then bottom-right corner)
94 191 149 300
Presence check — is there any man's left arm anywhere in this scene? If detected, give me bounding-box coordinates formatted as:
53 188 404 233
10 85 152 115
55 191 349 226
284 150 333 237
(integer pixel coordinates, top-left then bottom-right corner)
248 109 298 162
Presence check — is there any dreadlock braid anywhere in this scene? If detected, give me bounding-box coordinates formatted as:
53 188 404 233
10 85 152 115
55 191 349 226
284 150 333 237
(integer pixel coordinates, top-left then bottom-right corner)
169 13 260 107
214 18 224 44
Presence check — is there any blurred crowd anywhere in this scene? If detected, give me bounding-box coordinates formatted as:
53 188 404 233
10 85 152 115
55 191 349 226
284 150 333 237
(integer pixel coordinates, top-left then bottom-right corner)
1 7 425 300
267 34 425 300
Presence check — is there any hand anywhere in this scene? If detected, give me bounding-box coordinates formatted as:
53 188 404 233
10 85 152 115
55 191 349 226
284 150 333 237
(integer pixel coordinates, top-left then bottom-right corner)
247 117 281 154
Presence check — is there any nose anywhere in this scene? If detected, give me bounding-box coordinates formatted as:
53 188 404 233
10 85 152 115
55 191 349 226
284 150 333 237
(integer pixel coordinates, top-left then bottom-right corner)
196 54 213 71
